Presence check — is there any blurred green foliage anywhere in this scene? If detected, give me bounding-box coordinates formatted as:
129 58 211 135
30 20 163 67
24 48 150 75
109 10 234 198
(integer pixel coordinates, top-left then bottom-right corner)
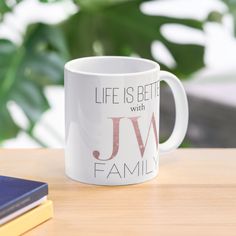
222 0 236 35
0 0 206 145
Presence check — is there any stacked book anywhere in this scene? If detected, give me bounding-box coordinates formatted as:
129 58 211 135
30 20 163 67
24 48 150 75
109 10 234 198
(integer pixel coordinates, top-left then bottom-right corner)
0 175 53 235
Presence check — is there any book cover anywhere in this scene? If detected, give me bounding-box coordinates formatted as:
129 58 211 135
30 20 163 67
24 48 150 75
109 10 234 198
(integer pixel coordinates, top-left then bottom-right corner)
0 176 48 219
0 200 53 236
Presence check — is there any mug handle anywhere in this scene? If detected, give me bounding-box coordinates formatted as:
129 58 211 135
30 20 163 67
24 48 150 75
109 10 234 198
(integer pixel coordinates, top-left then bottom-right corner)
159 71 189 154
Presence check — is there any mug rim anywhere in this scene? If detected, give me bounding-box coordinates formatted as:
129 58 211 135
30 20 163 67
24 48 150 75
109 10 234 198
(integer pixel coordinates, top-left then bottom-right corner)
64 56 160 77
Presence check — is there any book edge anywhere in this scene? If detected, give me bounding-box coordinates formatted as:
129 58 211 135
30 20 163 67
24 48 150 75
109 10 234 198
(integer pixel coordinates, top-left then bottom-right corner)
0 196 47 225
0 200 53 236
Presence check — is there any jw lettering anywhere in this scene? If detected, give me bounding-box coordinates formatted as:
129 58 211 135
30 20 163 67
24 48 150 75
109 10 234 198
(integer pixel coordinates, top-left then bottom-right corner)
92 112 158 161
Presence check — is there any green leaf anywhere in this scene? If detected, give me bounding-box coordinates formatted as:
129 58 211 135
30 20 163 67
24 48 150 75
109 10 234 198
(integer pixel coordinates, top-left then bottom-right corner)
0 41 19 140
62 0 204 77
0 0 206 145
10 80 50 123
39 0 62 2
163 41 204 78
0 105 19 142
75 0 133 10
0 24 69 142
0 1 12 17
221 0 236 36
207 11 223 23
0 0 22 20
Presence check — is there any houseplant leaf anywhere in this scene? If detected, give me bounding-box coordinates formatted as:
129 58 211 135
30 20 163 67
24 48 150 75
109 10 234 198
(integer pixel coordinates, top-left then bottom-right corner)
0 24 68 143
62 0 204 78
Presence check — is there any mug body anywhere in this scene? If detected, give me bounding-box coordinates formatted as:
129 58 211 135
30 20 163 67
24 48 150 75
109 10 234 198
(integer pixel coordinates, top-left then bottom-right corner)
65 56 160 185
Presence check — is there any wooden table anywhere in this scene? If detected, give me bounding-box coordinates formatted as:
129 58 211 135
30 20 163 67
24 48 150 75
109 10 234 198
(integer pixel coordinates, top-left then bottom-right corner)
0 149 236 236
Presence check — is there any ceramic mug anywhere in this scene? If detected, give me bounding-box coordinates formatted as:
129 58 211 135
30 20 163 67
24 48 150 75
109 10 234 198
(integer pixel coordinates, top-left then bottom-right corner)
64 56 188 185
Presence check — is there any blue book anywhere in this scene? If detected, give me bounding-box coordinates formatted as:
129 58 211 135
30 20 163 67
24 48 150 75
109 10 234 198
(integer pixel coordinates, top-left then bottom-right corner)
0 176 48 220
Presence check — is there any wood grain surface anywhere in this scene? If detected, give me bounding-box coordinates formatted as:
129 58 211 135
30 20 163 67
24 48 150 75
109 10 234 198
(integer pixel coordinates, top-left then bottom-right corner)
0 149 236 236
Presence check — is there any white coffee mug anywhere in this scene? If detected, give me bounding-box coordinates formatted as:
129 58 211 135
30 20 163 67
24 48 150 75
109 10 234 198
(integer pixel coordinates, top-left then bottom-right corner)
64 56 188 185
